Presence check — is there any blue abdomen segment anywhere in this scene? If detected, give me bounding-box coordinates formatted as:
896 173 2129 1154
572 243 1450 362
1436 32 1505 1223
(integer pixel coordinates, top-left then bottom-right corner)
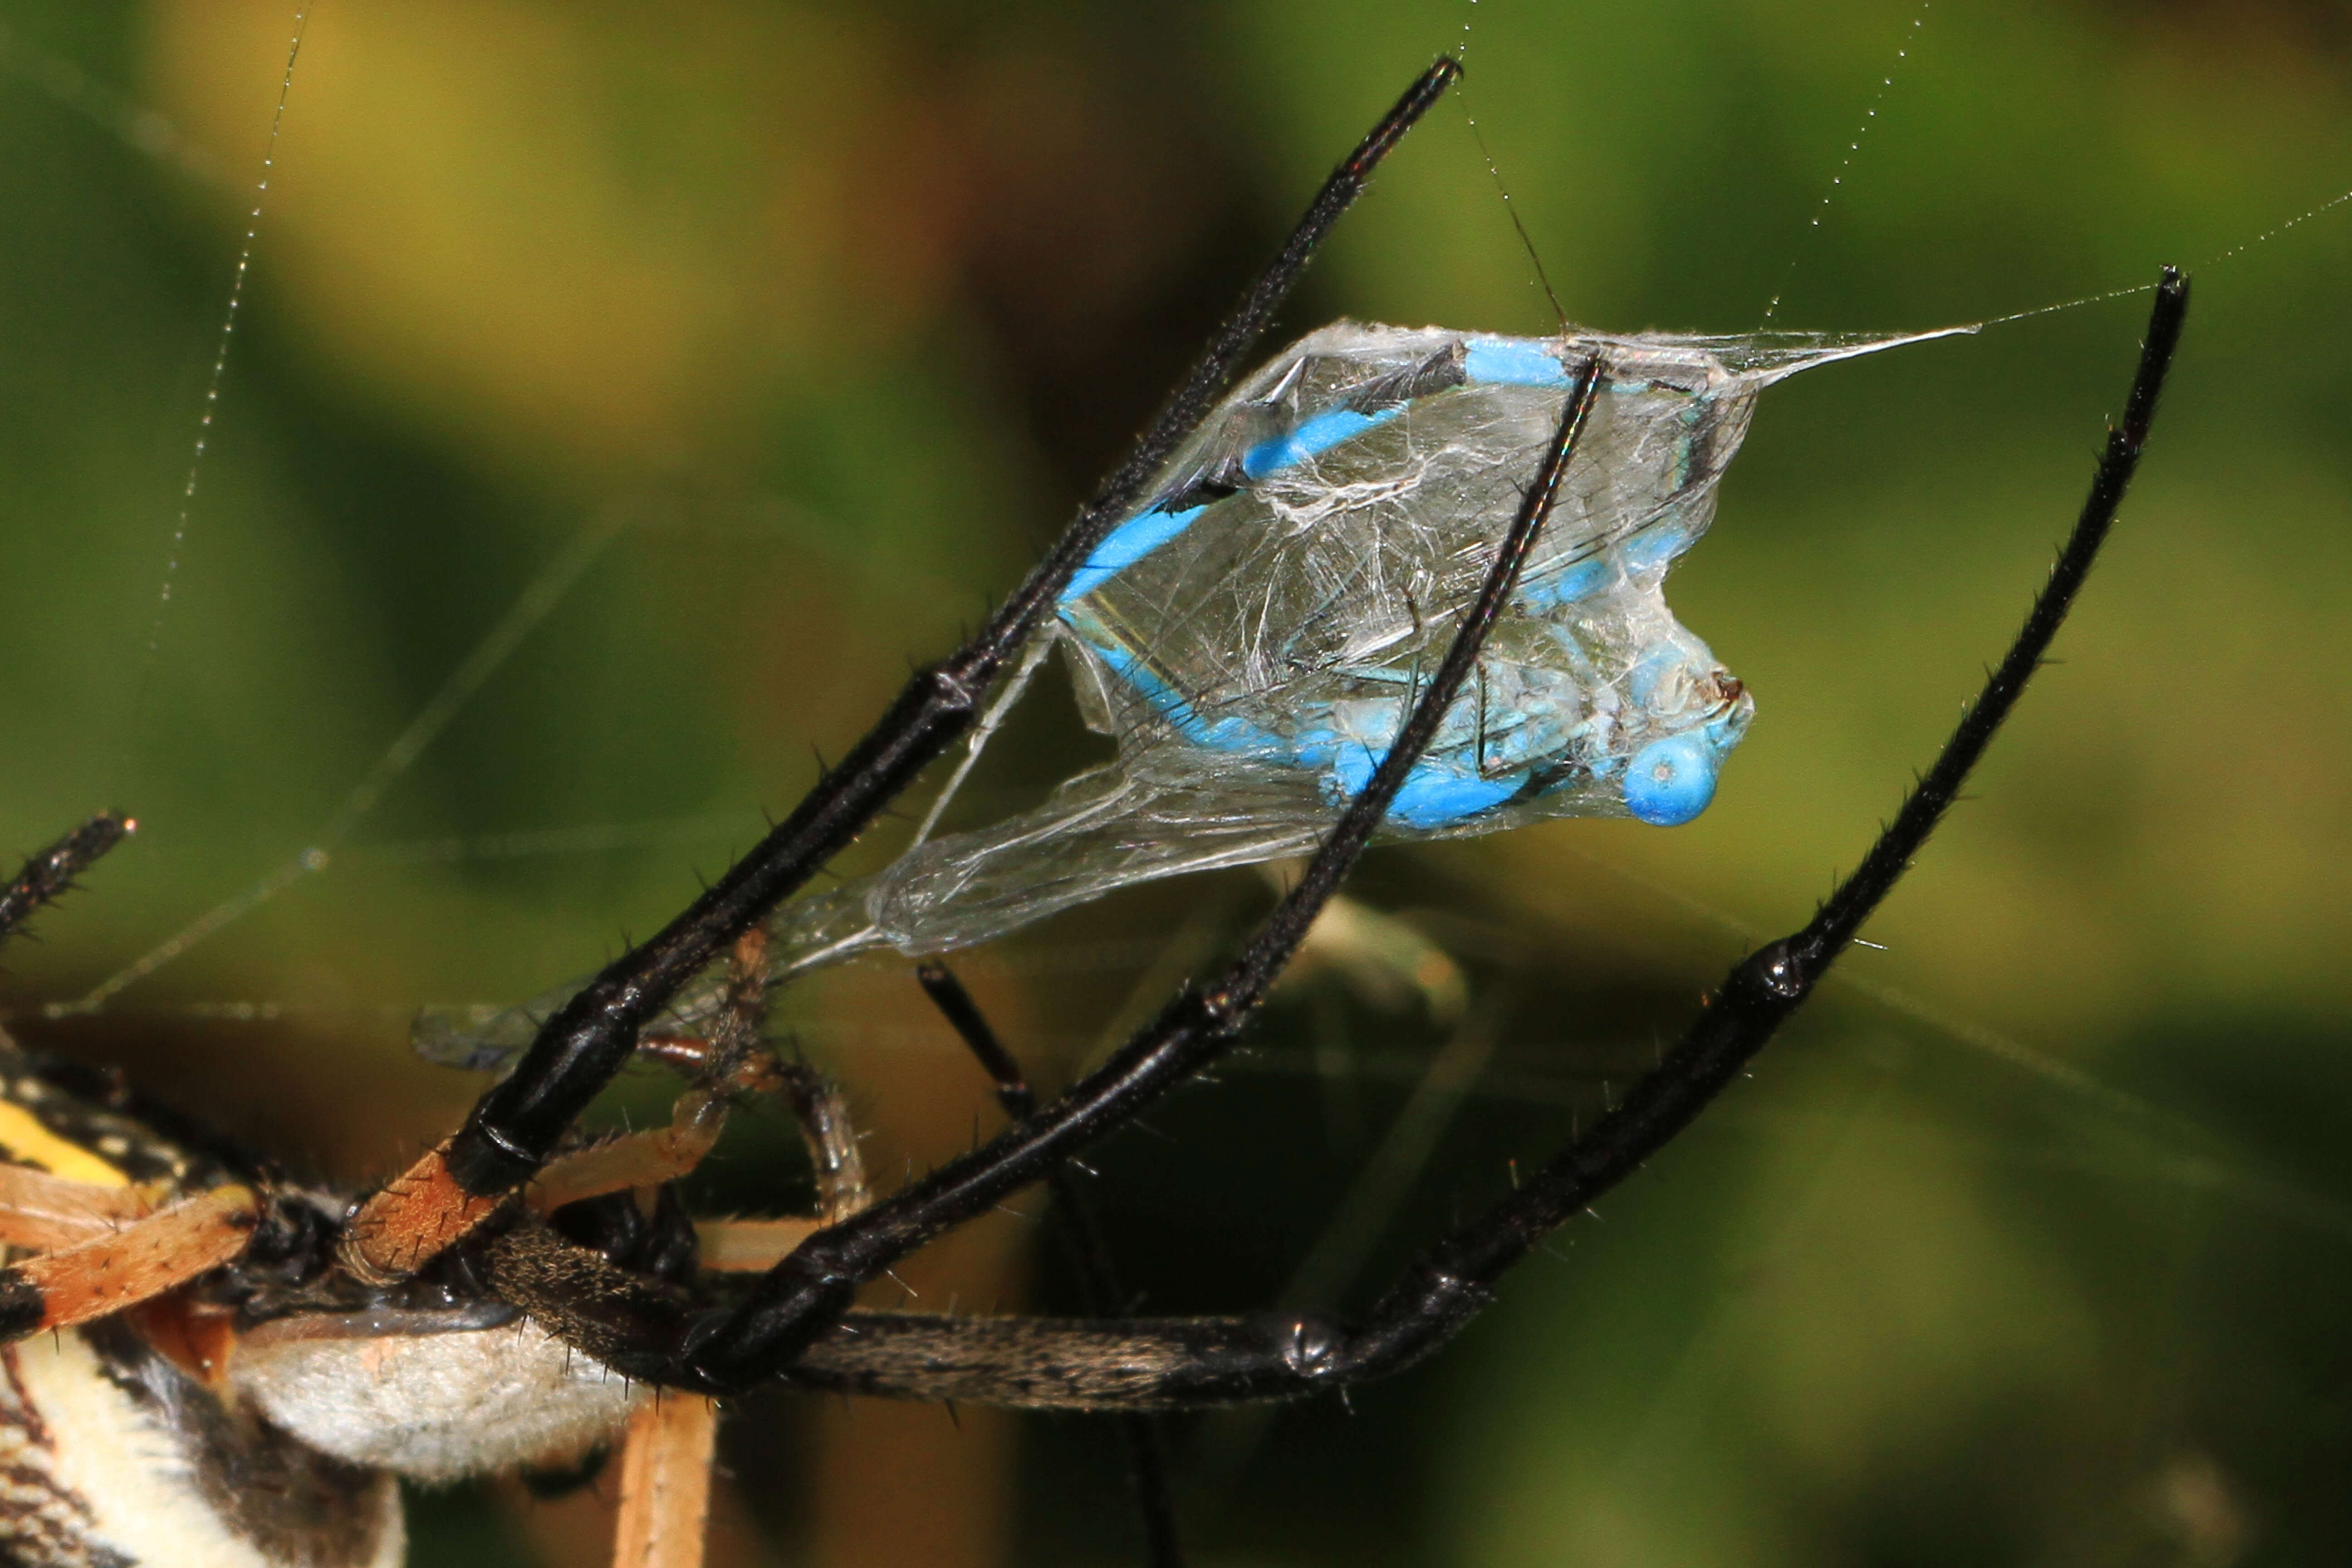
1331 749 1525 828
1088 642 1282 756
1062 503 1208 605
1068 333 1589 612
1062 406 1414 610
1241 405 1402 480
1463 337 1571 388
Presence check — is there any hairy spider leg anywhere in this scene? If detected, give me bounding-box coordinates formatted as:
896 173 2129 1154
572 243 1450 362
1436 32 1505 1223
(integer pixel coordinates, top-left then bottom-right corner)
661 359 1605 1395
339 56 1467 1284
730 270 2194 1414
0 1182 260 1341
917 960 1183 1568
914 963 1152 1325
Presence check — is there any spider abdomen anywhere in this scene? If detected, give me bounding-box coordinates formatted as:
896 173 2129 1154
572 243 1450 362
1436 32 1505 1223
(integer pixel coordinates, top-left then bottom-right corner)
228 1309 647 1484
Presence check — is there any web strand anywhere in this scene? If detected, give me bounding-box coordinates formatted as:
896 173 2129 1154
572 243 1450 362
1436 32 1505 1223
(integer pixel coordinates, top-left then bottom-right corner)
1972 181 2352 329
1762 2 1932 324
2197 184 2352 272
60 511 628 1015
136 6 311 720
1453 0 1566 328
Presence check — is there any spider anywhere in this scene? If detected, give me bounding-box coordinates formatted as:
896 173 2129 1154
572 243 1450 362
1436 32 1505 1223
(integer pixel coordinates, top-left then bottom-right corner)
0 53 2186 1568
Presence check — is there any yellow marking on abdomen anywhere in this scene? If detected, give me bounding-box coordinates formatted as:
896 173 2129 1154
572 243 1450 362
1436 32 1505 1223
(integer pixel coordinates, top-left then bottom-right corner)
0 1102 128 1188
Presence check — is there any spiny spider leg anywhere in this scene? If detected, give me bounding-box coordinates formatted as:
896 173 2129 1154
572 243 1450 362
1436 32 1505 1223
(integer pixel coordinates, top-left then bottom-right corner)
341 56 1466 1283
662 359 1607 1394
0 813 130 945
917 960 1184 1568
739 268 2194 1414
0 1183 262 1342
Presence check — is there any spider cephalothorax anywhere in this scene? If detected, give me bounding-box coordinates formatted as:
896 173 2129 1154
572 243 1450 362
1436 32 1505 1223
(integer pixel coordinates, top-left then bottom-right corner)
0 53 2186 1568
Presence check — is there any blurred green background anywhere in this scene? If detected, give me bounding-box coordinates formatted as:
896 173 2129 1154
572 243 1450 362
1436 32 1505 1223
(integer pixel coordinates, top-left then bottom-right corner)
0 1 2346 1564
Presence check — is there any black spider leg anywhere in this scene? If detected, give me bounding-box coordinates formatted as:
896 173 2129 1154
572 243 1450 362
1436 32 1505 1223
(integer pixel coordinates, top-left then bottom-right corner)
0 815 130 946
421 57 1466 1209
765 269 2194 1412
1474 662 1492 775
916 960 1186 1568
660 360 1606 1395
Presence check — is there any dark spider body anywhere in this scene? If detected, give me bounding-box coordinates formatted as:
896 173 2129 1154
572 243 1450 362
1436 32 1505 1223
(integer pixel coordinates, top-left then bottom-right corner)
0 53 2188 1568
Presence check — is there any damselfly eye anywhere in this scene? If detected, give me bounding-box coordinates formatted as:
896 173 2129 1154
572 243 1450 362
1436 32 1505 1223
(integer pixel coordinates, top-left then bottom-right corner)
1624 733 1720 825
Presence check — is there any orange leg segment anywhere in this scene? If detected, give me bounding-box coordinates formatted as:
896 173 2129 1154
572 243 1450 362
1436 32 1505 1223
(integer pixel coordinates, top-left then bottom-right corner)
613 1391 718 1568
0 1184 258 1341
338 1142 505 1285
529 1090 729 1216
